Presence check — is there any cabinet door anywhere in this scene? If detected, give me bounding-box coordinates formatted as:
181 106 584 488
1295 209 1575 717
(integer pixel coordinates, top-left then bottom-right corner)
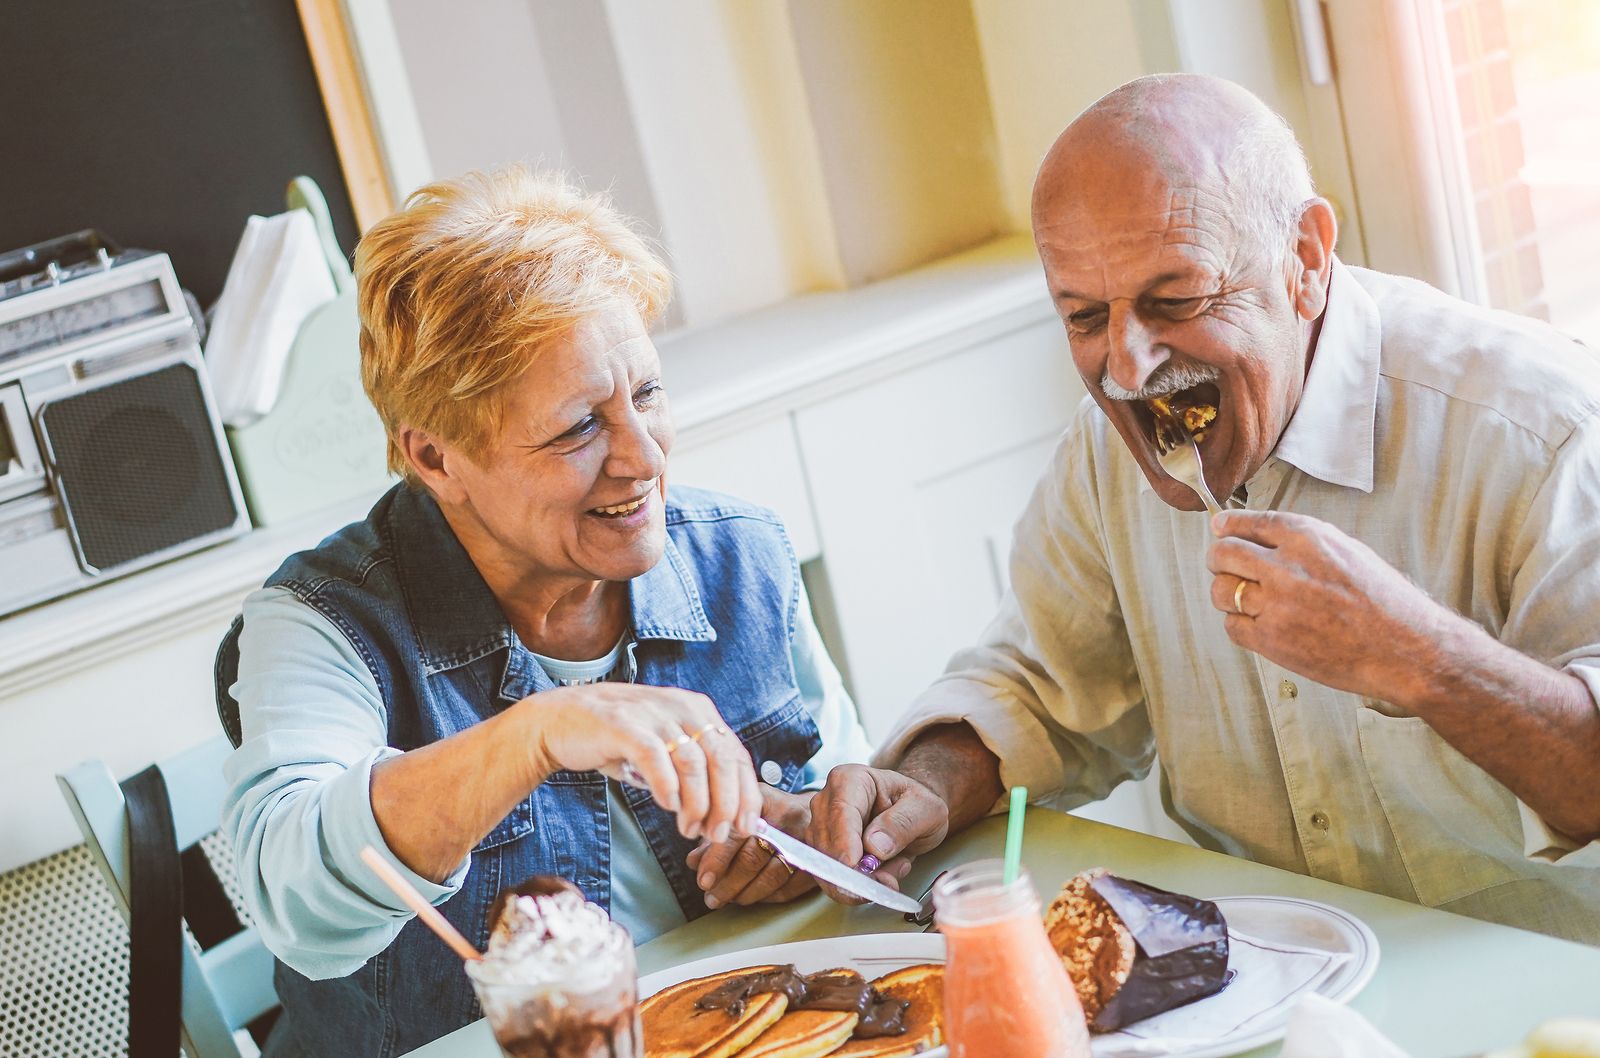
670 416 820 563
795 316 1080 738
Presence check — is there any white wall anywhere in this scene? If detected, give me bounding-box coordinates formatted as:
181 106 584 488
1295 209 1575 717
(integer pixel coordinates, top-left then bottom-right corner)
375 0 1020 327
970 0 1367 263
0 621 232 871
787 0 1009 284
602 0 842 325
385 0 566 180
970 0 1154 230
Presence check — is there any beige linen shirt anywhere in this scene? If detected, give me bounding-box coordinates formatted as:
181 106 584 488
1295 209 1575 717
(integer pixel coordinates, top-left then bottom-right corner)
879 261 1600 945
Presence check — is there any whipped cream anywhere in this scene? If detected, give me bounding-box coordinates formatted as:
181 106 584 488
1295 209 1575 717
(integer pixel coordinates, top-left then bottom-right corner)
476 890 629 990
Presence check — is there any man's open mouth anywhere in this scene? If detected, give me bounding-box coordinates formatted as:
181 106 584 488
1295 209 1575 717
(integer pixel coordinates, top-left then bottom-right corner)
590 494 649 518
1133 382 1221 454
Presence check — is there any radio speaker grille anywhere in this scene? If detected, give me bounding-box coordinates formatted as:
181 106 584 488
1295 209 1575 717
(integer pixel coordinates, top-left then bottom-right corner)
40 363 239 572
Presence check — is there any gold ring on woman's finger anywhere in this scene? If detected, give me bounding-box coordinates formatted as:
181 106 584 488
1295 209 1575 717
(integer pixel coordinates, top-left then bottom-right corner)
689 722 727 744
664 731 694 756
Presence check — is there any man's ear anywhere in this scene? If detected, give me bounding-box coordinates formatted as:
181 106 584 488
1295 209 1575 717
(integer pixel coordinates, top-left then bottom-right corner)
397 425 467 505
1290 197 1338 321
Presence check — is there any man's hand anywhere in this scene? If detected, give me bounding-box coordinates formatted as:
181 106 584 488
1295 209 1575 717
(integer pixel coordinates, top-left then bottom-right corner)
1208 509 1442 703
689 787 817 909
804 766 950 905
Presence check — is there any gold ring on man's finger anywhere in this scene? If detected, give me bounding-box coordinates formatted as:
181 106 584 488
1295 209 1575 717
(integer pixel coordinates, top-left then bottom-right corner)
690 722 727 744
755 837 795 875
1233 579 1252 616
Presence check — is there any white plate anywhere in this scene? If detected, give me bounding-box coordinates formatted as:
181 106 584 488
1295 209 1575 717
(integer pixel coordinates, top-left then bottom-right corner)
1211 896 1380 1011
1098 895 1380 1058
636 896 1378 1058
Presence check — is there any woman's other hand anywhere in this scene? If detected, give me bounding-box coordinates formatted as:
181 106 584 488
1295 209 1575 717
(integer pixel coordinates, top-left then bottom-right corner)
688 787 817 908
520 684 761 844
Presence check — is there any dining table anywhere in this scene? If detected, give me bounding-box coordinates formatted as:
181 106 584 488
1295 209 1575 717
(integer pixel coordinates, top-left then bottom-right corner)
408 805 1600 1057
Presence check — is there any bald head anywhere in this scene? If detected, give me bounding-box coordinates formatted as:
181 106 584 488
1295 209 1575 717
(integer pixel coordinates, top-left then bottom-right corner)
1033 74 1315 259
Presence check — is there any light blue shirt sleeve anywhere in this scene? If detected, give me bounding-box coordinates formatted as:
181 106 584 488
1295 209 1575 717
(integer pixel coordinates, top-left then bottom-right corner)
221 586 470 981
792 581 875 789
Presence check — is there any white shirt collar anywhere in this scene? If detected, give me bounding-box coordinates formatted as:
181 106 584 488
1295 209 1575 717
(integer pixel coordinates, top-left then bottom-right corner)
1272 258 1381 493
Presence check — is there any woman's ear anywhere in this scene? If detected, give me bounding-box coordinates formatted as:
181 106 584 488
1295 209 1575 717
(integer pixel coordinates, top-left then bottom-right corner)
1290 198 1338 321
397 425 466 505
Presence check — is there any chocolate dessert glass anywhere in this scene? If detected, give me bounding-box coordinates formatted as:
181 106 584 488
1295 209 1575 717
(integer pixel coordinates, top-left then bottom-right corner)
466 935 642 1058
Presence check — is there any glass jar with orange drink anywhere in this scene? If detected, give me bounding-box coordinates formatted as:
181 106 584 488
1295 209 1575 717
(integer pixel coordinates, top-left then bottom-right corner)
934 860 1091 1058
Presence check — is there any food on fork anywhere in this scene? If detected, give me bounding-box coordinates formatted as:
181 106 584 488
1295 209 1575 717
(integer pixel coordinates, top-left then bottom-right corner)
1147 392 1218 452
1044 868 1230 1033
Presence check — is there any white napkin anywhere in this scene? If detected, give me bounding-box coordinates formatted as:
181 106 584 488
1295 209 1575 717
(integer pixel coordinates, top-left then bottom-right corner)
1279 994 1411 1058
205 209 337 427
1090 930 1352 1058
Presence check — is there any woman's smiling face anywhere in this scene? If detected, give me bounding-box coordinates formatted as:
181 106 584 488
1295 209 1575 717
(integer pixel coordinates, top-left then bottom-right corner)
429 300 675 585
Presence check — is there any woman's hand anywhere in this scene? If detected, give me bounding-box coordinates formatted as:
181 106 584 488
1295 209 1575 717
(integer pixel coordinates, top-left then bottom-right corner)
688 787 818 909
520 684 761 844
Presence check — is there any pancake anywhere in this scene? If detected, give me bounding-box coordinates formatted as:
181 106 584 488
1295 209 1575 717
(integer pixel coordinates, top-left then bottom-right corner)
828 964 944 1058
734 968 861 1058
642 966 791 1058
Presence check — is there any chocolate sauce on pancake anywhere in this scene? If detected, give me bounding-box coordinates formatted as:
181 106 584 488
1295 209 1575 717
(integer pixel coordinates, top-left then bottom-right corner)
693 966 910 1037
694 966 809 1017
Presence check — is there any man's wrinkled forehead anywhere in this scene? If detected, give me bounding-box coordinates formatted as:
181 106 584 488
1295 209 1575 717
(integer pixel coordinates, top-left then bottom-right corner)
1037 186 1235 300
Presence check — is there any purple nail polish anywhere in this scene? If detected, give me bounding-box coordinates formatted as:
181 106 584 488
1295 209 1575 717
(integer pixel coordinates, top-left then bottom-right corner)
857 854 881 874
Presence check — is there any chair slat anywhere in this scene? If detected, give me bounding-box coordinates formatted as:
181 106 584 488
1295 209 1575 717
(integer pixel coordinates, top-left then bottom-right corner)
161 738 236 850
201 930 279 1030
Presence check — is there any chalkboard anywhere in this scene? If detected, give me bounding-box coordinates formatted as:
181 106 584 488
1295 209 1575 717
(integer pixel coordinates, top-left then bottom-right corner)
0 0 362 308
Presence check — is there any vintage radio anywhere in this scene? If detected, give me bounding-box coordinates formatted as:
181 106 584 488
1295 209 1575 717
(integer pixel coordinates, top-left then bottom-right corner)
0 231 249 617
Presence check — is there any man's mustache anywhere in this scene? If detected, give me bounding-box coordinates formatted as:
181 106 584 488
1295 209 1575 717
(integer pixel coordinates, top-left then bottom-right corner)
1100 360 1221 401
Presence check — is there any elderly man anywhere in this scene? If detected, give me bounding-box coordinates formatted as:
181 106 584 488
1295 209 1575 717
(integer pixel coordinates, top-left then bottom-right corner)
807 74 1600 944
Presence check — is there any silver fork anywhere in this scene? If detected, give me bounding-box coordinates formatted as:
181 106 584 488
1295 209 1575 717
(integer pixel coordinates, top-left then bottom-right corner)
1157 433 1227 515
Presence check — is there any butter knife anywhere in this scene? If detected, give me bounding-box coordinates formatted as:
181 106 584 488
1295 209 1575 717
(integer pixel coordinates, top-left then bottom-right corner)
756 820 922 914
616 762 919 914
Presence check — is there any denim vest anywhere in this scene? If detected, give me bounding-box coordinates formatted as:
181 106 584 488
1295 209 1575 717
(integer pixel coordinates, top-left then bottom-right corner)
239 483 822 1058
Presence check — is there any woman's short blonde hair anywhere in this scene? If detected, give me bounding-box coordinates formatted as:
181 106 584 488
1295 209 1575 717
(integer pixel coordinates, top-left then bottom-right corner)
355 165 673 480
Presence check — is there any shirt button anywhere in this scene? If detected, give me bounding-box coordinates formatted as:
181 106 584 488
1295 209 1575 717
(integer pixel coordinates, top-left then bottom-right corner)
759 760 784 785
1279 680 1299 700
1310 811 1331 832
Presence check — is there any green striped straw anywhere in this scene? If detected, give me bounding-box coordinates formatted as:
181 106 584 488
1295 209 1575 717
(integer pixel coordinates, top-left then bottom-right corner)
1003 786 1028 885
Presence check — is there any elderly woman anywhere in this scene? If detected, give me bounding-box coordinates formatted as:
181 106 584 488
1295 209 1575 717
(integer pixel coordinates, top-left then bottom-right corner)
220 166 871 1057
